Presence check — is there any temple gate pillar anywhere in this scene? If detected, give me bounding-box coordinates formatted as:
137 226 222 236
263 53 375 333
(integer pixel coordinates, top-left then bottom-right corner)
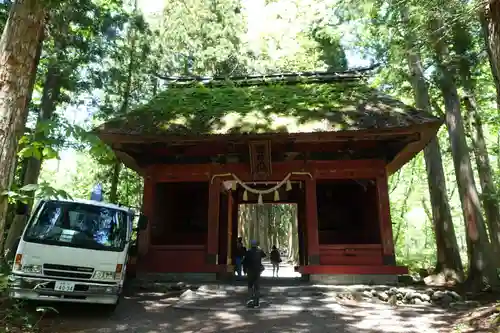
305 177 320 265
138 177 154 256
226 190 234 272
376 171 396 265
206 178 221 265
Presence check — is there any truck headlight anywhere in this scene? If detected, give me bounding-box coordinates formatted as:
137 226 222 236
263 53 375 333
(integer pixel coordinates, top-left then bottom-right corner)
21 265 42 274
93 271 115 280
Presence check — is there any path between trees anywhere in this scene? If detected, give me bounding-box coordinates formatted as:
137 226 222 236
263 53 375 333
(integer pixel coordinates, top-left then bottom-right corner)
43 284 478 333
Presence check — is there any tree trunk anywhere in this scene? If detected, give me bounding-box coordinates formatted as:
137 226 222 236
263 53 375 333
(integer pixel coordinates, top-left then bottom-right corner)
106 0 138 204
0 0 46 256
452 18 500 262
479 0 500 109
267 205 273 251
394 159 416 244
246 205 251 246
3 157 28 261
109 162 122 203
430 17 498 289
2 32 43 259
463 96 500 260
273 206 280 248
423 140 464 279
290 205 299 264
497 131 500 172
260 205 269 253
421 198 432 248
238 208 245 240
251 205 258 242
287 218 293 262
401 6 463 280
3 62 61 258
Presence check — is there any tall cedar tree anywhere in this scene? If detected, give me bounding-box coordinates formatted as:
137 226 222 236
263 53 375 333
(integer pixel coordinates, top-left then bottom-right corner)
401 5 463 280
430 16 499 289
0 0 47 256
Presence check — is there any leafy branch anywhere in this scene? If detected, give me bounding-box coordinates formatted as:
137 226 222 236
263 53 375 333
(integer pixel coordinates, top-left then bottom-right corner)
1 182 72 204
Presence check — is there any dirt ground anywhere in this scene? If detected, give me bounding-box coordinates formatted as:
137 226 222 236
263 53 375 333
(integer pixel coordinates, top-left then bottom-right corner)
39 289 482 333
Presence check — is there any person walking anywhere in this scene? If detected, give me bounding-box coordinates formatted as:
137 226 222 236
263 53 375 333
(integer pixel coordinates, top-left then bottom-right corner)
234 237 246 277
242 239 266 308
270 245 282 277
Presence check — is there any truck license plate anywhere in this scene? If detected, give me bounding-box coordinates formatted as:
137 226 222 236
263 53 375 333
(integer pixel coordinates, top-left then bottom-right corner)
54 281 75 292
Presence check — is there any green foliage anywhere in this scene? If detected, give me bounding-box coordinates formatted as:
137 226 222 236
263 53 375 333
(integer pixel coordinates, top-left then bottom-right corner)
311 25 348 71
389 155 441 272
39 151 142 208
0 267 51 333
0 0 10 32
1 181 72 204
157 0 248 76
5 0 132 215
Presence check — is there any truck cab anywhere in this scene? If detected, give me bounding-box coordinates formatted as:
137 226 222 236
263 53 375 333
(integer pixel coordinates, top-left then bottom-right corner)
8 198 147 310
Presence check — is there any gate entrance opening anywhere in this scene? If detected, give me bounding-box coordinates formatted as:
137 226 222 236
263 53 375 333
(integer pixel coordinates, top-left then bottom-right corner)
237 203 301 279
217 181 307 280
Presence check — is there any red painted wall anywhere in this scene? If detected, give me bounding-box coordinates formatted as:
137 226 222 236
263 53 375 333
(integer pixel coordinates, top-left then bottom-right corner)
138 159 398 274
316 179 381 245
319 244 383 265
141 246 210 273
150 182 208 246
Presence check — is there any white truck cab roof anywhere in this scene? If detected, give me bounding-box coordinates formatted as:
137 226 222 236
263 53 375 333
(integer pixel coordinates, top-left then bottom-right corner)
38 198 135 215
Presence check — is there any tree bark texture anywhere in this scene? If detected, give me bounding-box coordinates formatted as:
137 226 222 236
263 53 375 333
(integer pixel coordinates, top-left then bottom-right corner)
430 17 498 289
251 205 258 242
452 18 500 261
260 205 269 253
394 160 415 245
463 96 500 260
423 140 464 278
480 0 500 109
3 62 61 258
238 208 245 241
0 0 46 256
109 161 122 204
401 6 463 279
289 206 299 264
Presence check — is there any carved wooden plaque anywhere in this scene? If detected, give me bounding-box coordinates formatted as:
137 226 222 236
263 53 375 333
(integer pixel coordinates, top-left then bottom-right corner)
248 140 272 180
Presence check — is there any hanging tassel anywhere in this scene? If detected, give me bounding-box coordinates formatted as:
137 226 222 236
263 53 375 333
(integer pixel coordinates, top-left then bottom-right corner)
231 181 237 191
274 190 280 202
258 193 264 205
286 180 292 191
243 190 248 201
299 182 302 189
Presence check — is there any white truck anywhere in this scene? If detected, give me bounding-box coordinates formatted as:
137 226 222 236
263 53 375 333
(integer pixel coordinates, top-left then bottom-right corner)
8 198 147 311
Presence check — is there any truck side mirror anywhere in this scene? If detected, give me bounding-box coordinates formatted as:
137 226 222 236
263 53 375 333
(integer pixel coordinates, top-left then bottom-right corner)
137 215 148 230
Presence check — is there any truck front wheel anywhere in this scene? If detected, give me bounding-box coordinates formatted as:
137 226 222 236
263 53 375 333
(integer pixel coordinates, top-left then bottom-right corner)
100 297 120 315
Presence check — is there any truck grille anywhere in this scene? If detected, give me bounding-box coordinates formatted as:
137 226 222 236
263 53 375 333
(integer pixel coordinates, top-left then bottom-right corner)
43 263 94 279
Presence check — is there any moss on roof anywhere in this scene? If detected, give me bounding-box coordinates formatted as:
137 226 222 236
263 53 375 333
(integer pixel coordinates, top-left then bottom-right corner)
96 80 439 137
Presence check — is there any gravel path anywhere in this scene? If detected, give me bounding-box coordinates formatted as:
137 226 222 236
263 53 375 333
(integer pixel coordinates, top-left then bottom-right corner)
46 289 463 333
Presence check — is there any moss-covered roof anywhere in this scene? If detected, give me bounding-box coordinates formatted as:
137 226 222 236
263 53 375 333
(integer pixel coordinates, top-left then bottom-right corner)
96 79 440 137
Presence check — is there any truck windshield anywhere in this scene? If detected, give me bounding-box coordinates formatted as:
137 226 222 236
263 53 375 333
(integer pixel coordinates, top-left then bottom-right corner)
23 201 128 252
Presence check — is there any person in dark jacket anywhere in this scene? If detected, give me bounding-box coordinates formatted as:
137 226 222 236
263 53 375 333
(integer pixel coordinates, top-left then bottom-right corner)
242 239 266 308
270 245 282 277
234 237 246 277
